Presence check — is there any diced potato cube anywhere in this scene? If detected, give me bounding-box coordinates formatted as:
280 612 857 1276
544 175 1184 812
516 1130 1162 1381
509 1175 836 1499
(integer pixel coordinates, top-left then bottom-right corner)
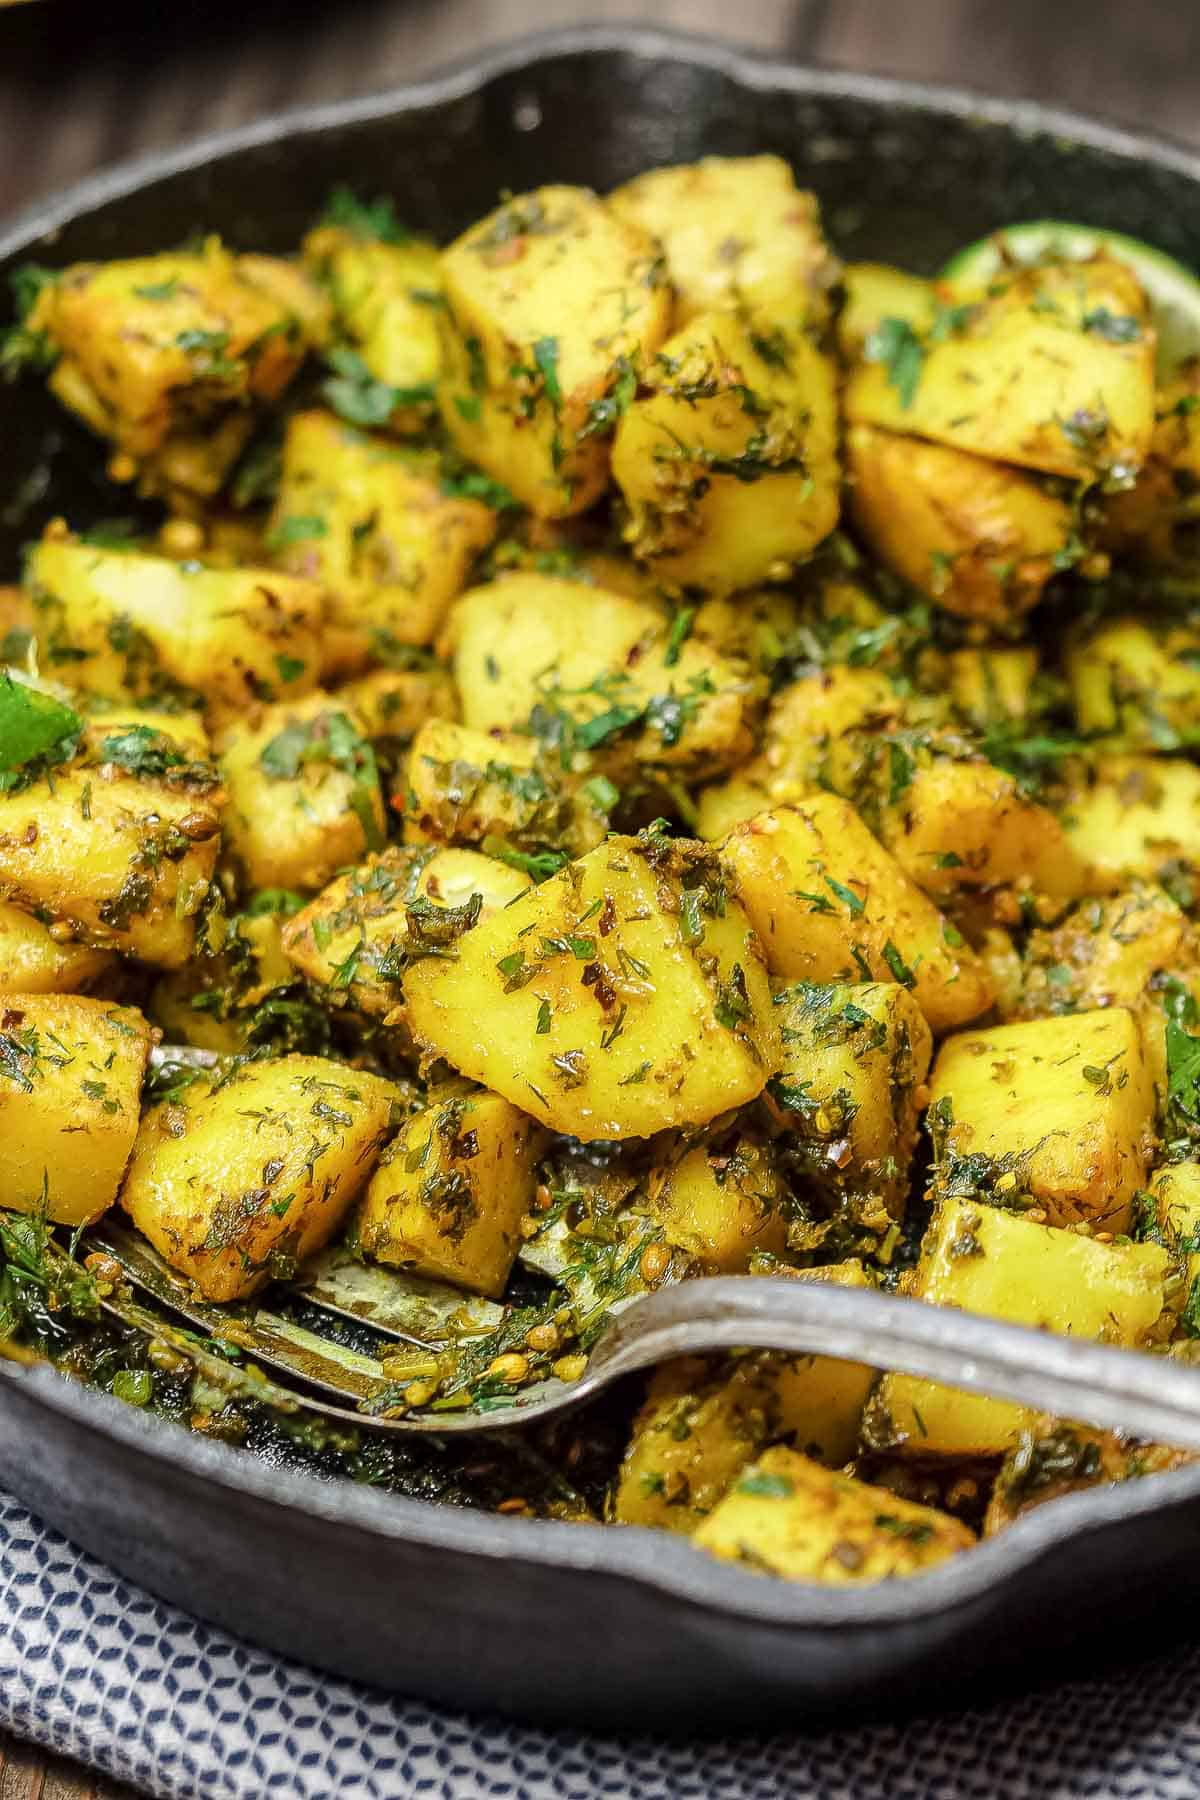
403 835 777 1140
607 156 839 329
1067 615 1200 747
303 224 443 430
614 1265 879 1538
871 1195 1168 1456
769 982 932 1231
333 666 458 746
614 1354 774 1535
985 1415 1195 1536
281 844 528 1015
694 666 901 839
0 995 151 1225
400 718 604 858
1016 888 1200 1098
447 572 758 776
722 799 992 1034
0 757 221 970
1062 756 1200 891
846 423 1076 625
27 537 322 715
882 753 1090 912
31 242 314 464
149 907 297 1054
612 311 840 593
836 263 936 361
929 1009 1155 1232
0 903 115 994
219 694 386 893
693 1446 974 1581
765 1261 880 1466
845 254 1156 481
269 411 496 658
354 1089 544 1297
943 646 1040 730
120 1054 397 1301
645 1134 787 1272
1151 1162 1200 1325
439 185 671 518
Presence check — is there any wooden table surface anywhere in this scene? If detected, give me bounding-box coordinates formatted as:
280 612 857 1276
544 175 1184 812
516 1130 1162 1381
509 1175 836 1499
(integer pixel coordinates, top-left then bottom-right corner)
2 0 1200 1792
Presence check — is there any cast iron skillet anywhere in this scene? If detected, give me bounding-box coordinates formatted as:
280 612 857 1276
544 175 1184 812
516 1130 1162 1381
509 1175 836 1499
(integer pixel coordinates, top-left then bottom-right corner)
3 24 1200 1730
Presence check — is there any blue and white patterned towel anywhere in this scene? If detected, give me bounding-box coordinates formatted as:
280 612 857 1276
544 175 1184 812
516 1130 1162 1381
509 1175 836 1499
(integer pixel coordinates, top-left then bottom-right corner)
2 1486 1200 1799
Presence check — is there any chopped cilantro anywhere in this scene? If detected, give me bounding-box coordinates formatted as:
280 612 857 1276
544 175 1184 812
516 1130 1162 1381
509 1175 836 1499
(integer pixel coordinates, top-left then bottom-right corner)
864 316 924 409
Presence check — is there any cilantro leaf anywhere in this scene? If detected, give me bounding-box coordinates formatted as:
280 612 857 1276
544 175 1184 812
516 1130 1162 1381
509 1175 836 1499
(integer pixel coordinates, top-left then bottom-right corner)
320 186 412 245
0 673 81 786
864 316 925 409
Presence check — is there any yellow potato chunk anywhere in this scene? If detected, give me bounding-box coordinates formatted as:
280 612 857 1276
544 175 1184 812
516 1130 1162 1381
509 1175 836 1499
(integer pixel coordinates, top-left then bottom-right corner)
722 799 992 1034
612 311 840 593
400 718 605 858
1152 1162 1200 1327
1067 615 1200 747
0 903 114 994
607 155 839 329
836 263 936 361
333 666 458 746
695 665 902 839
845 254 1156 481
403 835 777 1141
846 424 1076 625
269 410 496 658
447 573 758 777
303 223 443 431
0 995 151 1225
1061 756 1200 890
943 646 1039 730
615 1266 878 1535
1016 888 1200 1099
439 185 671 518
148 906 297 1055
27 537 322 715
219 694 386 893
871 1195 1168 1456
985 1416 1196 1536
120 1054 397 1301
354 1089 544 1298
645 1135 787 1273
0 758 221 971
693 1446 974 1582
30 241 314 465
281 844 529 1016
882 753 1090 912
769 982 932 1233
928 1008 1155 1232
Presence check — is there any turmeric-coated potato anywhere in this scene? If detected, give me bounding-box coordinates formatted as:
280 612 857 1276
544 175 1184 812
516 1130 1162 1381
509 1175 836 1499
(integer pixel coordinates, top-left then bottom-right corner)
219 693 386 893
120 1054 398 1301
722 799 993 1034
927 1008 1156 1233
612 310 840 593
303 219 443 432
0 903 115 995
354 1089 545 1297
403 835 777 1140
608 155 840 330
269 410 496 659
447 572 759 777
845 254 1156 482
438 185 672 518
29 241 317 474
870 1195 1168 1457
846 423 1077 626
693 1446 974 1582
27 536 323 716
0 995 151 1225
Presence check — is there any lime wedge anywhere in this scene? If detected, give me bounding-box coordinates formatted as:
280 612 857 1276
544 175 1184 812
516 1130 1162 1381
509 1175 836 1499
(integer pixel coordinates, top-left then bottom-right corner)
940 220 1200 376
